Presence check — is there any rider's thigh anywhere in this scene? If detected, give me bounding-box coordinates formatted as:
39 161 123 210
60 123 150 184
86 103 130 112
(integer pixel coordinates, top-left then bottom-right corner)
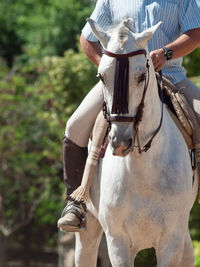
175 78 200 122
65 81 104 147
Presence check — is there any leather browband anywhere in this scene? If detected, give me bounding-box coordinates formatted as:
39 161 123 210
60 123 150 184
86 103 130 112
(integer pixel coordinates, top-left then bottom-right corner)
103 49 147 58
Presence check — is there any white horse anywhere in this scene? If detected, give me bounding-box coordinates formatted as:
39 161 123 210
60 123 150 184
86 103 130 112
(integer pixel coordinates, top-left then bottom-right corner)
75 18 198 267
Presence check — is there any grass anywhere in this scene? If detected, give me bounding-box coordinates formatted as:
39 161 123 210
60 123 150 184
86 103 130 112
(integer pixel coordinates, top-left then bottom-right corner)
194 241 200 267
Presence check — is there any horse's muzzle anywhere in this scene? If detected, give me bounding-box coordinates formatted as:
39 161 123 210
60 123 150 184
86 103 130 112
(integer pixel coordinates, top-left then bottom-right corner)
109 134 134 157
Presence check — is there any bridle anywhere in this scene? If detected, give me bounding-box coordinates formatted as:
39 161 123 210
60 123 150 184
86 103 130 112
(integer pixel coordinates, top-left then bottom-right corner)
102 48 164 153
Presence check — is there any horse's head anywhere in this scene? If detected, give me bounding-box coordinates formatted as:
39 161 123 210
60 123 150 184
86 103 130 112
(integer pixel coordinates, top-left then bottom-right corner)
88 18 162 157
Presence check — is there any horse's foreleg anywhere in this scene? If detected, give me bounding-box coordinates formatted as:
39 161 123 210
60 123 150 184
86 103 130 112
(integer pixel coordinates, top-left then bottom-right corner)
156 232 187 267
177 231 194 267
75 211 103 267
106 234 136 267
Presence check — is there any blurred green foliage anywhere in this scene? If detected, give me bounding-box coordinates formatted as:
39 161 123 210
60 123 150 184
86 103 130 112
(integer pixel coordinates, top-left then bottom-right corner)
194 241 200 267
191 75 200 88
183 47 200 77
0 0 94 66
0 60 63 238
0 45 97 245
135 248 157 266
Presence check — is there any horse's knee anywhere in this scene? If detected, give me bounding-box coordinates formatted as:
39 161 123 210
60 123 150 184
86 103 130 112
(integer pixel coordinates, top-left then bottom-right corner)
75 213 104 266
75 215 103 249
76 231 102 251
156 235 186 267
106 236 133 267
178 233 194 267
75 232 103 267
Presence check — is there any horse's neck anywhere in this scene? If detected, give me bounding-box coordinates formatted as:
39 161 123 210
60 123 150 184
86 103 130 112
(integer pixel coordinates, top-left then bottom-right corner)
138 69 163 143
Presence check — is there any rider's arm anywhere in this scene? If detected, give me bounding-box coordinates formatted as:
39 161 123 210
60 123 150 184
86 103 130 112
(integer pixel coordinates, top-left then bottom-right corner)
166 28 200 58
150 28 200 72
80 0 111 67
151 0 200 72
80 34 102 67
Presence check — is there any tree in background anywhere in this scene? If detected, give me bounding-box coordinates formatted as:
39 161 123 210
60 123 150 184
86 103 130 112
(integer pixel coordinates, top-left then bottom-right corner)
0 45 97 266
0 0 94 66
183 47 200 77
0 61 62 266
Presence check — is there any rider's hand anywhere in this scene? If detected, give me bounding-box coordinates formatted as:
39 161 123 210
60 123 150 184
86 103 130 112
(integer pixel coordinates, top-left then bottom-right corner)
150 49 167 72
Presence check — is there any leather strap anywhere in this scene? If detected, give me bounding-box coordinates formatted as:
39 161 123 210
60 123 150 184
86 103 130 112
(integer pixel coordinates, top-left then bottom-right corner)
136 71 164 153
108 116 136 122
103 49 147 58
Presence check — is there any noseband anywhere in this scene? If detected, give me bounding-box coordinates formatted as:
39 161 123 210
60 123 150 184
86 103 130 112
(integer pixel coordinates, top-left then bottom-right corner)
102 48 164 153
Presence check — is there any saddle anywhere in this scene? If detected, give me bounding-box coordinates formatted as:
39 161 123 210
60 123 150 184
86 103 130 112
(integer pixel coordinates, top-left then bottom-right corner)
156 74 200 204
156 74 200 154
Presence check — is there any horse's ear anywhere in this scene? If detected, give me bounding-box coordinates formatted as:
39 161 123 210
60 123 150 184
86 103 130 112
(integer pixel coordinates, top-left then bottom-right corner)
87 18 109 48
134 21 163 48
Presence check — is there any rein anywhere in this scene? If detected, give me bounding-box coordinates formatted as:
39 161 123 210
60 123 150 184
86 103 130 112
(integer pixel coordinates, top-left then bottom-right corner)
102 48 164 153
136 71 164 153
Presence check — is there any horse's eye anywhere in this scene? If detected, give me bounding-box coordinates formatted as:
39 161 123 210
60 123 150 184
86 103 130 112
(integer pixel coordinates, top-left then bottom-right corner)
138 73 146 84
97 73 105 84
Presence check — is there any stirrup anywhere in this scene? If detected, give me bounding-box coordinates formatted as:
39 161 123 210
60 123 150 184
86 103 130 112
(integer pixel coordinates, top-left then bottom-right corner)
57 200 87 232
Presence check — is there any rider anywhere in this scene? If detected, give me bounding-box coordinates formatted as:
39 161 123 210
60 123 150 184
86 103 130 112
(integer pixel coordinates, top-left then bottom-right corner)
58 0 200 232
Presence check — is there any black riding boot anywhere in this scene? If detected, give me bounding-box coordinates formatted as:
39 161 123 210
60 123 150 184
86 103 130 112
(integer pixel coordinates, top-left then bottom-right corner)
57 136 88 232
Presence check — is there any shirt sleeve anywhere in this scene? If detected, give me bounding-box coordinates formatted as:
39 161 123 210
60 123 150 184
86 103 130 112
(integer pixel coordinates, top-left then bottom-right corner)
82 0 112 42
178 0 200 33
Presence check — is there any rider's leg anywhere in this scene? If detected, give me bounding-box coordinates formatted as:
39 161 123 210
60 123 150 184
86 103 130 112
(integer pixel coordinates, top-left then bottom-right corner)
175 78 200 202
175 78 200 122
65 81 104 147
70 111 108 203
58 82 104 232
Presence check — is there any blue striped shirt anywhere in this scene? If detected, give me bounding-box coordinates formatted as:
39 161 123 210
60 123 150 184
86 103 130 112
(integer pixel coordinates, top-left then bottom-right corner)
82 0 200 84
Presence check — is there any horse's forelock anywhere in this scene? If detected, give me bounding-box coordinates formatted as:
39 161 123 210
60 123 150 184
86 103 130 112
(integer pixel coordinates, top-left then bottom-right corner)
106 18 133 47
118 26 129 47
